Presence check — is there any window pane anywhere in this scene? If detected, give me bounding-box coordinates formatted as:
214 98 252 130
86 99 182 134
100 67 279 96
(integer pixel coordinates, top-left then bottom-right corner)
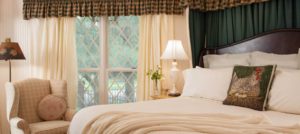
107 16 139 104
108 71 137 104
77 72 100 109
108 16 139 68
76 16 139 107
76 17 101 109
76 17 101 69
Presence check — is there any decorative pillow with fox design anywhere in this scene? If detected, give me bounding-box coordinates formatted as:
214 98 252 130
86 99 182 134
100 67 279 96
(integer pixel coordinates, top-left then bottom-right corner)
223 65 277 111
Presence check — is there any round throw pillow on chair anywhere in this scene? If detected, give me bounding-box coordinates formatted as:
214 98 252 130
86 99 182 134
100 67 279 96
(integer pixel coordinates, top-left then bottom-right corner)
38 95 67 121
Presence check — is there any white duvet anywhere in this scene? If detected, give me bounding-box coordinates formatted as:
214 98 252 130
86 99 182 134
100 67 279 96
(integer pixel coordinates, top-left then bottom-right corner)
69 97 300 134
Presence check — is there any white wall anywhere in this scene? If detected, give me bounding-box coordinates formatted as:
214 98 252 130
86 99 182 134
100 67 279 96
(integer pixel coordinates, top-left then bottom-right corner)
0 0 31 133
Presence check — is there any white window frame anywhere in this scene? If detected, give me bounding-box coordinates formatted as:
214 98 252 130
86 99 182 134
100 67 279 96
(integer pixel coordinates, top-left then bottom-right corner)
78 17 137 105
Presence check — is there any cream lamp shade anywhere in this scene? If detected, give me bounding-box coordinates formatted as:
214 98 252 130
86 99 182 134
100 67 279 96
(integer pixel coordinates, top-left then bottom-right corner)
161 40 188 60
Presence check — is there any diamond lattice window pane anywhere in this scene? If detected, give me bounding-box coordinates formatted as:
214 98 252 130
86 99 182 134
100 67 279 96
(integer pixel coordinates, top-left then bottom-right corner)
76 17 101 109
107 16 139 104
108 71 137 104
108 16 139 68
76 17 101 69
77 72 100 109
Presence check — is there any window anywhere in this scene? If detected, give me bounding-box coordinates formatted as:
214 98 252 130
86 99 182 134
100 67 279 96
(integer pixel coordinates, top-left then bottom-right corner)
76 16 139 109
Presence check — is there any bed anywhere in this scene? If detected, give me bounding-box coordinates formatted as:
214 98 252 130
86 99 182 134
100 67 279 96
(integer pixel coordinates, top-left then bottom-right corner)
69 29 300 134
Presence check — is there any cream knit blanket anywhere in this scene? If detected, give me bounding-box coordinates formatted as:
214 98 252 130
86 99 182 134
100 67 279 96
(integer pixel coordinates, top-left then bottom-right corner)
82 111 300 134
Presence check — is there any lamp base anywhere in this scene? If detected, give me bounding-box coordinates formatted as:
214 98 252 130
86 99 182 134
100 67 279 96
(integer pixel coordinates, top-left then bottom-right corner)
168 92 181 97
168 60 180 97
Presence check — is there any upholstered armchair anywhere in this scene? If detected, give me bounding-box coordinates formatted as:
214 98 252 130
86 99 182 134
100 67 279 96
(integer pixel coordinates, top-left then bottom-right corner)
5 78 76 134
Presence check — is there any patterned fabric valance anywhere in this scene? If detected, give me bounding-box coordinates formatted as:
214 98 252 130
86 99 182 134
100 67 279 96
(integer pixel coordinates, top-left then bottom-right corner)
23 0 184 20
180 0 270 11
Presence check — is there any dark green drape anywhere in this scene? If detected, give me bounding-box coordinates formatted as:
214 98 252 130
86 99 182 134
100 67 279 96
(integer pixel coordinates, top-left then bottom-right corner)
189 11 206 67
189 0 300 67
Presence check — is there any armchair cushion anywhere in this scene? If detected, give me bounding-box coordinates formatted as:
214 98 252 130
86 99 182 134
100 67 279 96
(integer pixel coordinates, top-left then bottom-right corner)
38 95 67 121
50 80 67 100
30 121 69 134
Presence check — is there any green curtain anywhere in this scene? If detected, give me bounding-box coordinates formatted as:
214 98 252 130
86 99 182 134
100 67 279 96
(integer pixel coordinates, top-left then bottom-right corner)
189 0 300 67
189 11 206 66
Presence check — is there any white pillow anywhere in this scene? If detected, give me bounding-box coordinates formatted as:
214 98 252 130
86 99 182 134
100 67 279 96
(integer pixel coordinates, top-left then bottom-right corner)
268 69 300 114
203 53 250 68
182 67 233 101
251 51 298 69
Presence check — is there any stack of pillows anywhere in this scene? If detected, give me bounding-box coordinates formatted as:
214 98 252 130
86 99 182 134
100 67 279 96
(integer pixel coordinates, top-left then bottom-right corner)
182 50 300 115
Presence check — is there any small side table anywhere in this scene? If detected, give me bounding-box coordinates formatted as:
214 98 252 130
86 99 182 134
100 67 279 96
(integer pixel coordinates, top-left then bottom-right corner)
151 95 171 100
151 95 176 100
151 89 180 100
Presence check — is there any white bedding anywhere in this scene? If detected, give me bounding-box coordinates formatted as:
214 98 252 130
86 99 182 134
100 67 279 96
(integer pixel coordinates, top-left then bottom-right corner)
69 97 300 134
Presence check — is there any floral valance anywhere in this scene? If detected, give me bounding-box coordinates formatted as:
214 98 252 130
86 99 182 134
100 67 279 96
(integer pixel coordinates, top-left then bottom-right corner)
23 0 184 20
180 0 270 11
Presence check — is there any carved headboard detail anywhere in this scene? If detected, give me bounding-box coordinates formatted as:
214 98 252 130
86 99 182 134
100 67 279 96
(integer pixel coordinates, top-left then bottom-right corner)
198 29 300 67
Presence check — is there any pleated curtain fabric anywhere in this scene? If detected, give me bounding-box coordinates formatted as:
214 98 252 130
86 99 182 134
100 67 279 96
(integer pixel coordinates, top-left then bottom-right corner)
23 0 270 20
137 15 175 101
29 18 78 109
189 0 300 67
205 0 300 47
23 0 184 20
181 0 270 11
189 11 206 67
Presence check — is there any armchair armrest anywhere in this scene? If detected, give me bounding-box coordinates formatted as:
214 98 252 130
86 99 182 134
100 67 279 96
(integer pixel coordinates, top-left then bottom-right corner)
10 117 30 134
64 109 76 121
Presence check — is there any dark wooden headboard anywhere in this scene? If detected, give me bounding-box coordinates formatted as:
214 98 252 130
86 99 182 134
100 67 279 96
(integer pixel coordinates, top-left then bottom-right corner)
199 29 300 67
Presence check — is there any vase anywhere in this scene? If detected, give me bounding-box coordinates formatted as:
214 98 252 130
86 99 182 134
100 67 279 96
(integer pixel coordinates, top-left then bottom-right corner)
153 80 159 96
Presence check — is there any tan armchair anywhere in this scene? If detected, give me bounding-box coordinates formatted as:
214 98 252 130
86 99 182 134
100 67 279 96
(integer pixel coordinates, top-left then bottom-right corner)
5 78 76 134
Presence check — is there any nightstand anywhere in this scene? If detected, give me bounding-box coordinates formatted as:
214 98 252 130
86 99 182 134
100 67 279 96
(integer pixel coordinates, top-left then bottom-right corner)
150 89 179 100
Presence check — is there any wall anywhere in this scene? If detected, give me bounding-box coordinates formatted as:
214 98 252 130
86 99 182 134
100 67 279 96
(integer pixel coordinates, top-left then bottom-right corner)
0 0 31 133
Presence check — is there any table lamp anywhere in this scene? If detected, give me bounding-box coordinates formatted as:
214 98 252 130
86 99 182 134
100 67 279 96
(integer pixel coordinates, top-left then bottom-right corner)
0 38 26 82
161 40 188 96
